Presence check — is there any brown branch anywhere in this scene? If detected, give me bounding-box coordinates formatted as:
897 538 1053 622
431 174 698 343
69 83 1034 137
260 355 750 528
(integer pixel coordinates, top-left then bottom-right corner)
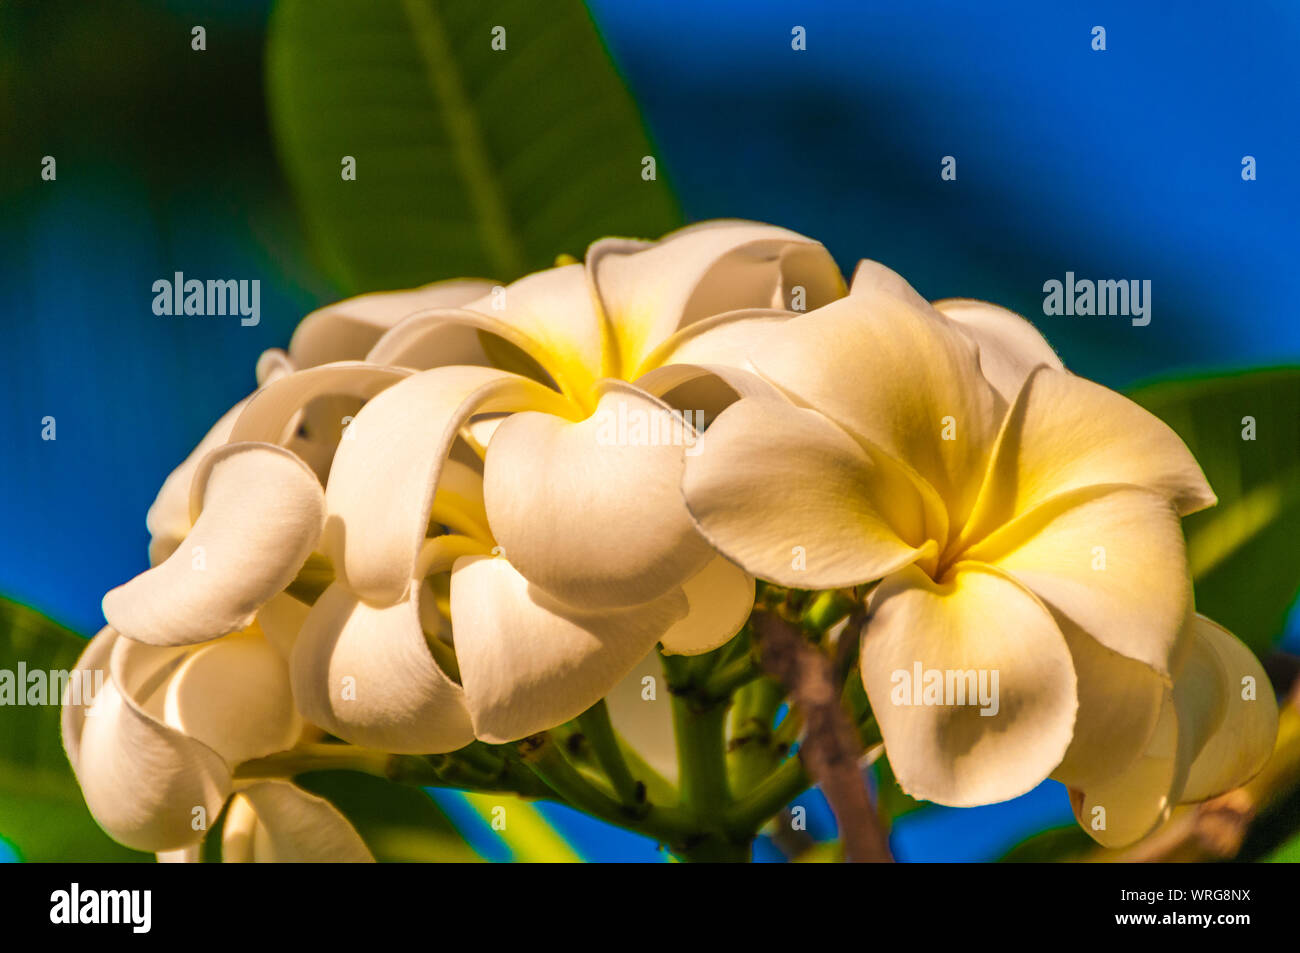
753 610 893 862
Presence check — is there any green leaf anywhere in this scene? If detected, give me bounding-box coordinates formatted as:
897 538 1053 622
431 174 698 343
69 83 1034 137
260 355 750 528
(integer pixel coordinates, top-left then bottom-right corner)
0 597 150 861
266 0 682 293
998 824 1093 863
873 753 925 822
1128 367 1300 655
295 771 484 862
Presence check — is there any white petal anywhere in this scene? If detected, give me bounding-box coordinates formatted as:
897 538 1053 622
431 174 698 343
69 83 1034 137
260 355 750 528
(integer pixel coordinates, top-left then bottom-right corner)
145 397 248 565
1178 615 1277 802
682 394 937 588
962 366 1216 544
587 220 843 377
861 563 1077 807
450 555 688 743
659 555 754 656
103 443 326 646
161 631 302 765
291 582 475 753
931 296 1064 402
964 486 1191 675
229 362 410 446
223 781 373 862
71 632 231 852
289 280 495 368
323 366 573 604
482 383 713 609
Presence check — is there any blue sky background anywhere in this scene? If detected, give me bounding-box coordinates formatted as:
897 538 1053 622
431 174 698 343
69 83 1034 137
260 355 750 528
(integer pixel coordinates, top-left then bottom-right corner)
1 0 1296 861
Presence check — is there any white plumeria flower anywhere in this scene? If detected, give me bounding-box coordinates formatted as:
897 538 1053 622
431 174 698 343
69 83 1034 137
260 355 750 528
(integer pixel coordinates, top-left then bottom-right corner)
61 626 371 861
285 221 845 748
680 260 1277 845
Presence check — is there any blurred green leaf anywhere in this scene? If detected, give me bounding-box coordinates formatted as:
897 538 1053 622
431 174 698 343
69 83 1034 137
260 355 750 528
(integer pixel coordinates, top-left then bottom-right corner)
1128 367 1300 655
999 824 1092 863
266 0 682 293
874 754 925 822
295 771 484 862
0 597 149 861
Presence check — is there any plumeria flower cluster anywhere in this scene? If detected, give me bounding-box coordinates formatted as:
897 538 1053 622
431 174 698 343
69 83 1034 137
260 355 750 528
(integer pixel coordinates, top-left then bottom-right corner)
64 220 1277 860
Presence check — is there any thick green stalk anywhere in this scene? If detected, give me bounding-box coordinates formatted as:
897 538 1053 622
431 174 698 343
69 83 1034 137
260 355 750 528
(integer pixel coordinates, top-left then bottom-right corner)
576 700 644 808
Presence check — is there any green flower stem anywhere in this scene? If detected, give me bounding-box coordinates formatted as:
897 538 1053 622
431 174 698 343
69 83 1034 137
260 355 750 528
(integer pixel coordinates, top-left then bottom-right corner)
671 694 732 824
575 700 644 808
727 675 787 795
722 754 810 839
699 654 761 702
516 733 694 844
236 744 422 782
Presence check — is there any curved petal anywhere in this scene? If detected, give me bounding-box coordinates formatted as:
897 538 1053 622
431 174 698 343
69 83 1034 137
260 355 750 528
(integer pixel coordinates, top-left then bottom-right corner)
659 555 754 656
861 563 1077 807
1069 689 1182 847
604 650 678 784
587 221 843 378
289 279 495 368
322 365 574 605
931 296 1064 402
255 593 312 660
1178 615 1277 802
1050 614 1167 791
291 582 475 754
963 486 1191 675
1067 615 1274 845
61 626 118 769
450 555 688 743
161 631 302 765
462 263 608 394
483 383 715 610
637 308 790 375
750 292 1000 529
145 397 249 565
103 443 325 647
229 362 411 446
223 780 374 862
71 632 231 852
682 395 936 589
962 366 1216 545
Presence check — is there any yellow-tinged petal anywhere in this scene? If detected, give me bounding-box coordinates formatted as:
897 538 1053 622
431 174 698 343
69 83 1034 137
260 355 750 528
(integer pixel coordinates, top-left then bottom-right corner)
682 395 936 589
289 279 495 368
1050 613 1167 791
750 292 1000 529
255 593 312 661
962 366 1216 545
291 581 475 754
461 263 607 394
322 365 574 605
931 297 1063 402
483 383 714 609
963 485 1191 675
1069 690 1182 847
861 563 1077 807
637 308 791 373
450 555 688 743
659 555 755 656
103 442 325 647
1178 615 1277 802
223 781 373 862
588 220 843 378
